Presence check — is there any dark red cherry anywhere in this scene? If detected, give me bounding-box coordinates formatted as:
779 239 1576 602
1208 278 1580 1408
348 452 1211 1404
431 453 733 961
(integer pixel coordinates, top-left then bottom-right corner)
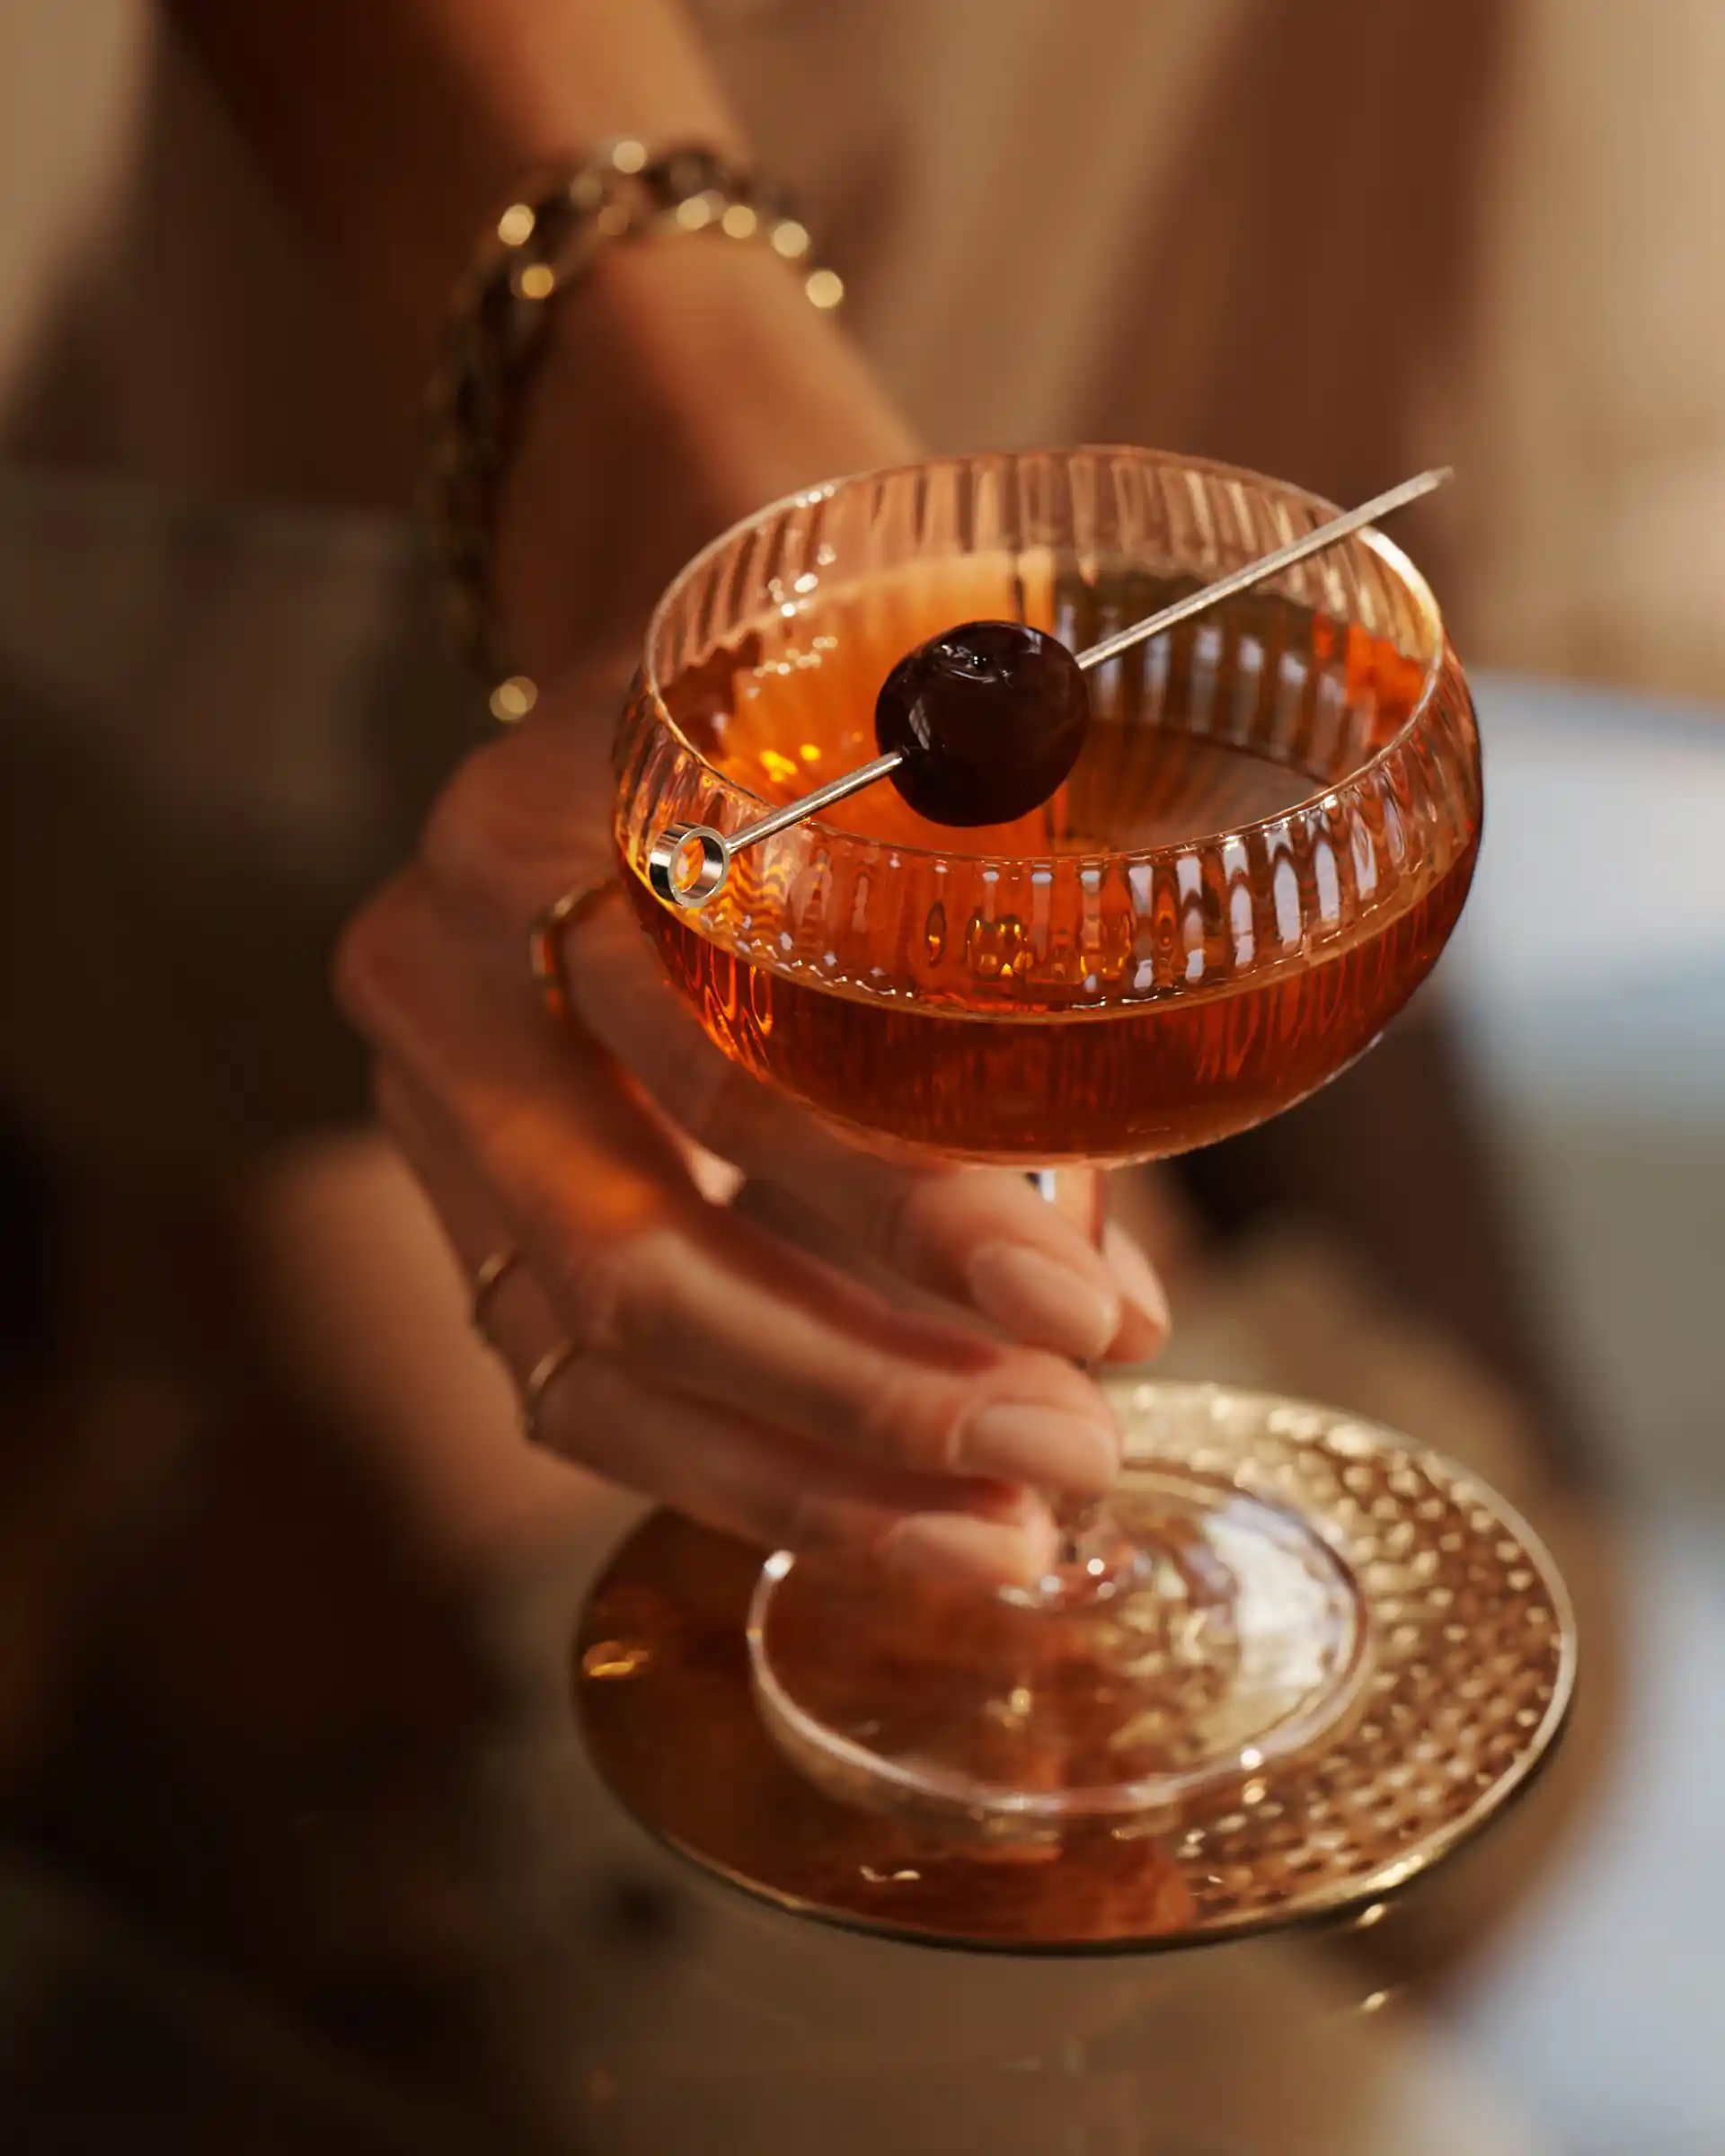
874 620 1090 827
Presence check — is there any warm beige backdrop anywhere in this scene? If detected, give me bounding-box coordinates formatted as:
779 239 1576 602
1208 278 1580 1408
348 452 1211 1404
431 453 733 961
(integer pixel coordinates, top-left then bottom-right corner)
5 0 1725 699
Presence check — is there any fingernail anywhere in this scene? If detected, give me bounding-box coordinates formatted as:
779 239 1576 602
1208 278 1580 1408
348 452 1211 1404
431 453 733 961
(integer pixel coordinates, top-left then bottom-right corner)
880 1511 1046 1588
966 1241 1119 1360
1101 1222 1172 1357
960 1401 1119 1494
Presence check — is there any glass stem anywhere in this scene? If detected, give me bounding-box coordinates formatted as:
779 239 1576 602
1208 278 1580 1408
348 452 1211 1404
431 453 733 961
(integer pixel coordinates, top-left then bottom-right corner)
1026 1168 1146 1604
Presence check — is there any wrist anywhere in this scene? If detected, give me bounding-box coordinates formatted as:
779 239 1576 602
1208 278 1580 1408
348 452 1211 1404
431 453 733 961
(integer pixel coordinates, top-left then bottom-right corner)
492 236 917 689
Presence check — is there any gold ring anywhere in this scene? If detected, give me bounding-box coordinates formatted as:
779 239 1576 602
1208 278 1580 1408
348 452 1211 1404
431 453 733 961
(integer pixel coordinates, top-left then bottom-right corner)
520 1341 579 1447
528 876 623 1022
470 1246 521 1348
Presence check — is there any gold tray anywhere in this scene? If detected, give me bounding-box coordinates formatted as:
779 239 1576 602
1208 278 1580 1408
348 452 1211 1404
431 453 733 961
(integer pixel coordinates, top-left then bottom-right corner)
578 1382 1575 1952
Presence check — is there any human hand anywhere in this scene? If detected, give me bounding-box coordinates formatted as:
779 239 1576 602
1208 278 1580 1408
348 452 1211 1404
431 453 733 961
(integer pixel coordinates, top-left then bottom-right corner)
336 658 1170 1588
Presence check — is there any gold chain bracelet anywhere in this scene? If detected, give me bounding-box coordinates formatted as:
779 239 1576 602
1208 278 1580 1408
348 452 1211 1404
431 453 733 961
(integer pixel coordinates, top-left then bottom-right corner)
421 137 845 721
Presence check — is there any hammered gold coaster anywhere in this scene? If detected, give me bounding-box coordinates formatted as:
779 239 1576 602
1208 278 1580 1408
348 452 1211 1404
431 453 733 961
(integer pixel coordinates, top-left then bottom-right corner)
576 1383 1575 1952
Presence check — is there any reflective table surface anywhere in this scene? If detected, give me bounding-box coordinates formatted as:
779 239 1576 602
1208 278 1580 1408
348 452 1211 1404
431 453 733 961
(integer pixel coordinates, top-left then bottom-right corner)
4 675 1721 2155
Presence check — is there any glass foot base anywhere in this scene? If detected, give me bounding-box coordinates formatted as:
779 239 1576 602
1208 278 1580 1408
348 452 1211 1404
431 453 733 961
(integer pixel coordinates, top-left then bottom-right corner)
751 1468 1369 1822
577 1383 1577 1952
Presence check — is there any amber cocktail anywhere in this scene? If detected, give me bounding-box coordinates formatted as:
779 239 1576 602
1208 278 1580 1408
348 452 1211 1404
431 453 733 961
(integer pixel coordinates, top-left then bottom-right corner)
615 447 1489 1823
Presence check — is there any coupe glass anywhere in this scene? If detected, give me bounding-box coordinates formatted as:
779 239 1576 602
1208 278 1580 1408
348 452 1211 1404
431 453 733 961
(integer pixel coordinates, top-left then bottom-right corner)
613 447 1482 1822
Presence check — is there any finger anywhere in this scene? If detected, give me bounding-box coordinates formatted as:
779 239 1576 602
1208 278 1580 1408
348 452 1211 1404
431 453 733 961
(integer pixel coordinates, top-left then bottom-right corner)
730 1174 1171 1366
535 1356 1058 1587
413 697 1169 1362
344 885 1122 1495
376 1065 1056 1586
566 899 1171 1364
375 1003 1121 1501
1101 1222 1172 1357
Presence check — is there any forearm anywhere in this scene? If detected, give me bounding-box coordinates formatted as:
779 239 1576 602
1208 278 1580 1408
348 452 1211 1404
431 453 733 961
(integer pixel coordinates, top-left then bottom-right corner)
162 0 748 393
495 243 915 683
164 0 915 681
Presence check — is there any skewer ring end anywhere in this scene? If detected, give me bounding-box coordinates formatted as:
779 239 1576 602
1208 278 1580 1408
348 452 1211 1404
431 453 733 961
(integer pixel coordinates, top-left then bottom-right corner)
648 824 730 909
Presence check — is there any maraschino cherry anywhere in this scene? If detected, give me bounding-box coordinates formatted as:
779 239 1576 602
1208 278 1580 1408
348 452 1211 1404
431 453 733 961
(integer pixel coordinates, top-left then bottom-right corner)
873 621 1090 827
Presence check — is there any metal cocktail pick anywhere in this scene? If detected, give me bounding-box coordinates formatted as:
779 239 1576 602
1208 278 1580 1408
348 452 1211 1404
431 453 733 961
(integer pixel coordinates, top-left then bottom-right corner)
648 466 1451 909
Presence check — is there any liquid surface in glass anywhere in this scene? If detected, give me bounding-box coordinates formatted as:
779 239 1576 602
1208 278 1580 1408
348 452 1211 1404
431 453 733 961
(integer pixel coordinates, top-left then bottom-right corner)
628 557 1477 1163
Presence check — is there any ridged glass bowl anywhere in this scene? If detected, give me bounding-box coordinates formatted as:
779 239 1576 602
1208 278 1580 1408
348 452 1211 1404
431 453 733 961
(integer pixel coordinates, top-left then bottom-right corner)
615 447 1480 1167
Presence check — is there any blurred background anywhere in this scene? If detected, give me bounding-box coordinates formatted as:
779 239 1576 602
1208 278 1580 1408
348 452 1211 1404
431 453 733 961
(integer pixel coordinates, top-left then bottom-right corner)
2 3 1722 2151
